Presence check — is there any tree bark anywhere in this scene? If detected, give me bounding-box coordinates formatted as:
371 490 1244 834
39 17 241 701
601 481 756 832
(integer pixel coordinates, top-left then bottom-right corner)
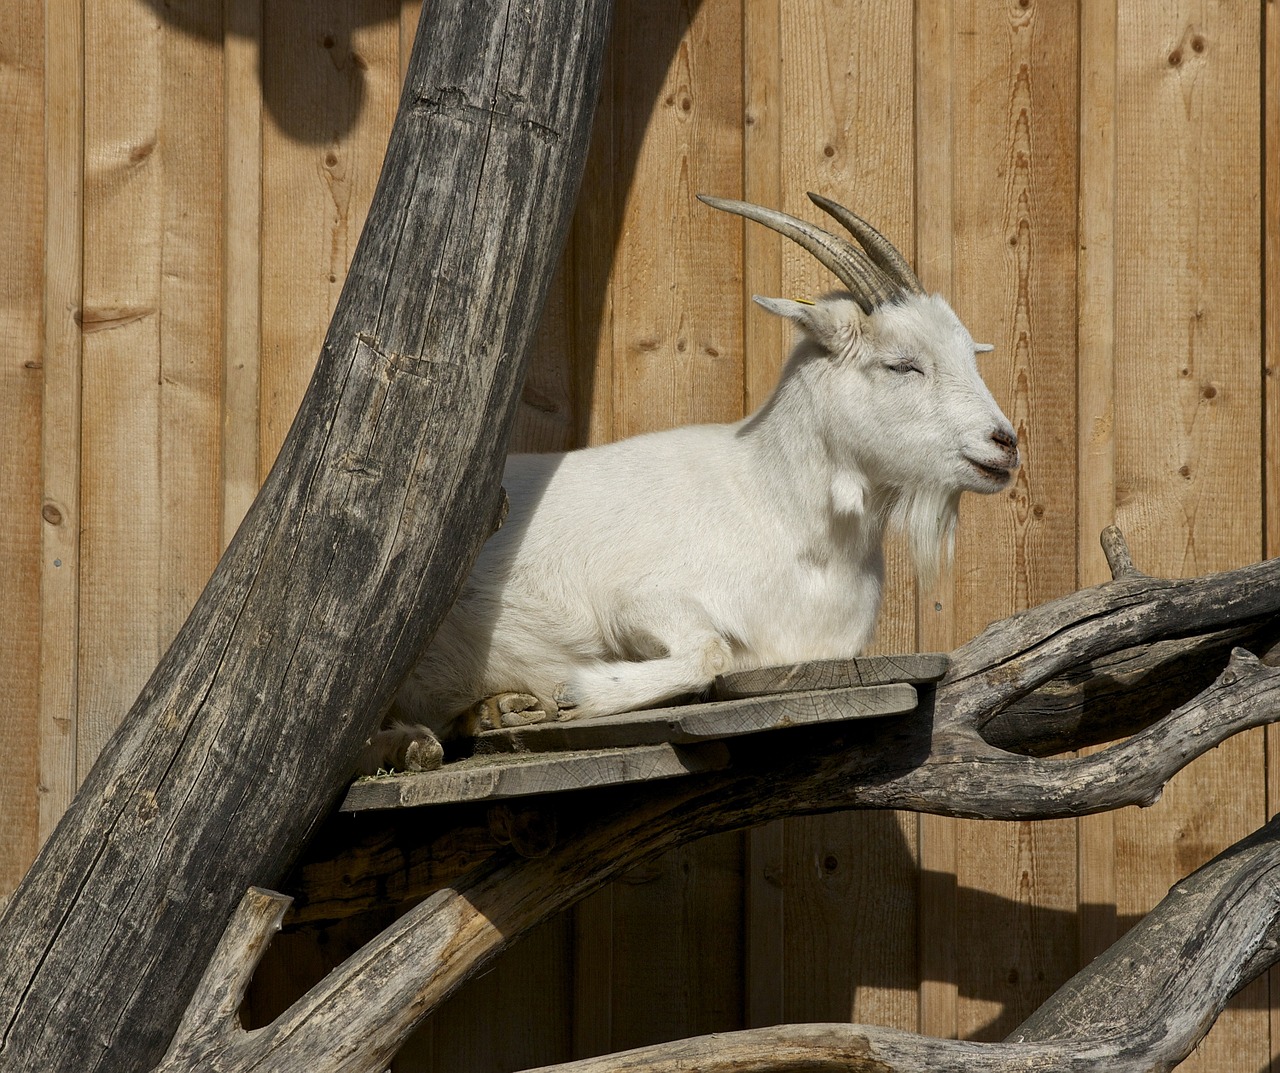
153 541 1280 1070
0 3 613 1070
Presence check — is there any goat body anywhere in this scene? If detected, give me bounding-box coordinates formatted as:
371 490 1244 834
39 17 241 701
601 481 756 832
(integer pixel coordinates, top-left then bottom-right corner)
367 198 1019 772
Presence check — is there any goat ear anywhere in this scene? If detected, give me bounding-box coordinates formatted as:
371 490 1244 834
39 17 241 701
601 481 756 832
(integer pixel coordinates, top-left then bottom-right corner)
752 295 860 355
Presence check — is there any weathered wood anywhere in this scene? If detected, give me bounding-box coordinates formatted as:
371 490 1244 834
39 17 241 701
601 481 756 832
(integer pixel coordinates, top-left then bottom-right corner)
1113 4 1267 1064
38 0 84 844
497 802 1280 1073
344 743 731 811
0 0 45 892
155 551 1280 1073
714 654 947 699
946 0 1084 1038
476 683 919 754
0 3 614 1070
236 800 1280 1073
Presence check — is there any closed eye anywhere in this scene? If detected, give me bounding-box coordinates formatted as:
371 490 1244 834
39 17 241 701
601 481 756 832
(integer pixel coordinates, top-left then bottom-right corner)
886 361 923 376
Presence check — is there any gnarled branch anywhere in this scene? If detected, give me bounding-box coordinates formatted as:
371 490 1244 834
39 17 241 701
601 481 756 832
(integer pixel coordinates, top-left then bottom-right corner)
161 542 1280 1071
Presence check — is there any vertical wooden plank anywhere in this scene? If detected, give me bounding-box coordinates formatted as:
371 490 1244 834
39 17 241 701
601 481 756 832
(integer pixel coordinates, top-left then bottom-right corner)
741 0 782 416
740 0 921 1038
155 2 226 647
224 0 264 543
914 0 959 1045
0 0 46 895
947 0 1081 1040
607 838 747 1049
610 0 744 440
397 915 575 1073
742 0 784 1031
1266 0 1280 1064
563 10 623 1055
593 0 747 1051
259 0 400 476
1111 3 1266 1069
39 0 84 844
79 0 226 771
1075 0 1120 972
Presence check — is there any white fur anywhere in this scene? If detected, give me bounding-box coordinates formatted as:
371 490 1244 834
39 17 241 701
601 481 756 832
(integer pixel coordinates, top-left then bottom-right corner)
394 291 1018 739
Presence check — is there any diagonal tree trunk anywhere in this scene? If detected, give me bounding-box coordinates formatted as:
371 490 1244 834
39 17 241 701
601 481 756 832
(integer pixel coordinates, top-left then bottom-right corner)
0 3 613 1069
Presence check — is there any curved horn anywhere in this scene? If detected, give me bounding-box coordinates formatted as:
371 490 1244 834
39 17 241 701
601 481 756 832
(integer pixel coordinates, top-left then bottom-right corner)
697 194 902 314
806 192 925 295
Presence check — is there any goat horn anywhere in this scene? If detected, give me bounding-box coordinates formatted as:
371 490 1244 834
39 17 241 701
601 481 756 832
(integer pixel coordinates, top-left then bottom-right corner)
806 193 926 295
697 194 902 315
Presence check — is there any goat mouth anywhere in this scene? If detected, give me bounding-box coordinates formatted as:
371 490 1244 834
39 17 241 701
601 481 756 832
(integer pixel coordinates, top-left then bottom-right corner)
966 458 1014 485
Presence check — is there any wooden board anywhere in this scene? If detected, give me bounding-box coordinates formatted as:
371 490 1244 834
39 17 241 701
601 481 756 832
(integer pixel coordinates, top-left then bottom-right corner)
744 0 921 1040
567 0 750 1056
258 1 399 476
79 0 226 771
342 742 730 812
0 0 46 894
715 654 947 699
475 683 918 754
933 0 1083 1043
38 0 84 845
1108 3 1267 1069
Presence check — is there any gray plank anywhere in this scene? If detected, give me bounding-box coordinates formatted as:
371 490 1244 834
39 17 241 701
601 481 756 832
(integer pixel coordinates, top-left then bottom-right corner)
342 743 730 811
713 653 949 699
475 682 919 755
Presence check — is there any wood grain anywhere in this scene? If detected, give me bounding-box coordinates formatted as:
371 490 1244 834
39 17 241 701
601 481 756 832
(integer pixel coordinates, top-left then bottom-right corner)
914 0 958 1043
79 0 166 771
0 1 616 1068
0 0 46 895
944 0 1081 1040
580 0 748 1056
223 0 264 544
343 743 731 810
1074 0 1120 972
1266 0 1280 1063
38 0 84 846
1111 2 1266 1068
258 1 399 475
475 684 918 755
716 654 947 698
755 0 920 1038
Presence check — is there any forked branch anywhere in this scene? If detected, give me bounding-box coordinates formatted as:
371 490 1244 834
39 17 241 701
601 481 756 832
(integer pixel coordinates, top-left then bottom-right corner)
159 538 1280 1072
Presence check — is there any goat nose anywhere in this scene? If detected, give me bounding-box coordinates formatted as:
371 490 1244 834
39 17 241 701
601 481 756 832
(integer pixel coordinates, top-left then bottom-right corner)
991 427 1018 451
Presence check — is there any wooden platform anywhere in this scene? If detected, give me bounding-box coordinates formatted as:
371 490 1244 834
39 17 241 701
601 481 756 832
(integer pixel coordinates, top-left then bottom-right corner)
341 653 947 812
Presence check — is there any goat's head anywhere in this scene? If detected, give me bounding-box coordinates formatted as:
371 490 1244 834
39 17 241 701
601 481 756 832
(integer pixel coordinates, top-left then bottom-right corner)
699 193 1019 575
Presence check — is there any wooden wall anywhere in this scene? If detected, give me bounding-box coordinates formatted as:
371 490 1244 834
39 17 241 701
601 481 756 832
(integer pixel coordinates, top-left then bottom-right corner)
1 0 1275 1068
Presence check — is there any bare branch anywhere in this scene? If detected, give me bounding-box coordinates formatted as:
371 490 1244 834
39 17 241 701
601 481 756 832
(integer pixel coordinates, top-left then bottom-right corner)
1100 523 1143 579
159 551 1280 1070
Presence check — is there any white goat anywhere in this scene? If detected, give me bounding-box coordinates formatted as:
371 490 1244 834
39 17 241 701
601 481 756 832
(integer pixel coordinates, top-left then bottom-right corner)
361 194 1018 773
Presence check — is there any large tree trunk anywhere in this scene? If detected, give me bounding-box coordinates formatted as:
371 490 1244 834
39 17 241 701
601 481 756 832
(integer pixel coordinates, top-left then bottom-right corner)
0 3 613 1069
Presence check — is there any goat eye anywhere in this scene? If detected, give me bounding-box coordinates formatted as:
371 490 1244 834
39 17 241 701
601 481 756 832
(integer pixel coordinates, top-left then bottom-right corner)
886 361 923 376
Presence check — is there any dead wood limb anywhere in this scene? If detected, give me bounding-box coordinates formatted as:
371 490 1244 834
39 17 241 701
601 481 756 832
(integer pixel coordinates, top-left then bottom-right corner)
0 2 614 1070
172 809 1280 1073
160 548 1280 1070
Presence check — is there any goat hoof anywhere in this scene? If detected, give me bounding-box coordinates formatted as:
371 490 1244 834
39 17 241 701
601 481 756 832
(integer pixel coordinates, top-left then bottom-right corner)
471 692 557 732
402 733 445 772
357 723 443 775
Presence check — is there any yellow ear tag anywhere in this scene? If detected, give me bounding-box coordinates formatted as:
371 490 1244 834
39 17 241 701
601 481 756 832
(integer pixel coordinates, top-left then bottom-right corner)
791 297 815 305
